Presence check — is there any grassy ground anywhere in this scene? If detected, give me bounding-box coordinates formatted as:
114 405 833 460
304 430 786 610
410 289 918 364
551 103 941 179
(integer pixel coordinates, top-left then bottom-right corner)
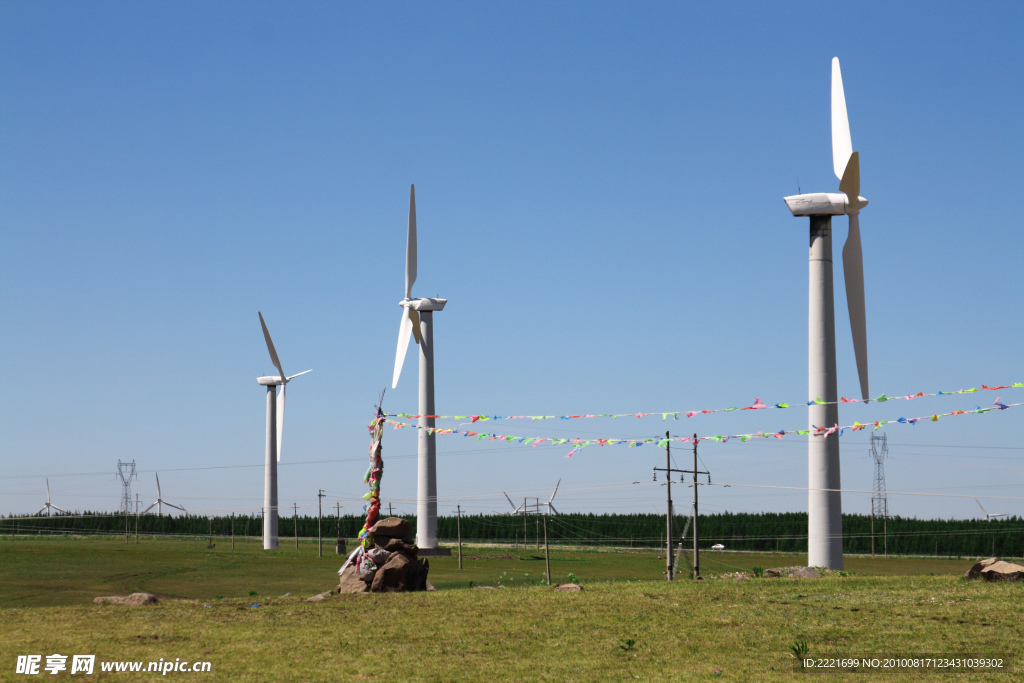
1 536 1020 681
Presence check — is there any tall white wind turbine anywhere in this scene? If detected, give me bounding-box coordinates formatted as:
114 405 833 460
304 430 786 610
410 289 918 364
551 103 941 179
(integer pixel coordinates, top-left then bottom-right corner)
783 57 870 570
257 312 311 550
142 473 187 515
391 184 447 552
36 478 66 517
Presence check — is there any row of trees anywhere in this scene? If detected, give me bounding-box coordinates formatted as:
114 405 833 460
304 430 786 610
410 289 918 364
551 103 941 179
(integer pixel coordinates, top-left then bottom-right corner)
3 511 1021 557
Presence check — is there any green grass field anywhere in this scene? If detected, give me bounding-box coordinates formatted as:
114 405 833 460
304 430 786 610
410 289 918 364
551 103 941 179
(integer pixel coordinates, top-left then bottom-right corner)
1 536 1021 681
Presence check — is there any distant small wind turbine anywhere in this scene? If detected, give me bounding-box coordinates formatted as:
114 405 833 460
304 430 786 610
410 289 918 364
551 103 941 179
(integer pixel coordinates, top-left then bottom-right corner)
976 499 1006 521
503 480 562 516
36 478 66 517
142 473 187 515
257 312 312 550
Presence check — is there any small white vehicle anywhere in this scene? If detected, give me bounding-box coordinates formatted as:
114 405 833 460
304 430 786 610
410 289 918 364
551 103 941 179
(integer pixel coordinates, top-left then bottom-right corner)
710 544 725 551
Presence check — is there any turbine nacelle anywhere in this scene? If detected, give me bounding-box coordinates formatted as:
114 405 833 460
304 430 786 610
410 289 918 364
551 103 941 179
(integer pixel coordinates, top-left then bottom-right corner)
399 297 448 312
783 193 868 217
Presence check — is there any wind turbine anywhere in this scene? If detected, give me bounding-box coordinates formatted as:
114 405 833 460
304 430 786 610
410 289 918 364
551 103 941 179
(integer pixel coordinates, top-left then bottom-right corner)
391 184 447 551
976 499 1007 521
503 480 561 515
142 473 187 515
257 311 312 550
783 57 870 570
36 478 66 517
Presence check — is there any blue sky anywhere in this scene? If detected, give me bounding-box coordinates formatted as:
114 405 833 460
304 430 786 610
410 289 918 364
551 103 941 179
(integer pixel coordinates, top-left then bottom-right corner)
2 1 1021 522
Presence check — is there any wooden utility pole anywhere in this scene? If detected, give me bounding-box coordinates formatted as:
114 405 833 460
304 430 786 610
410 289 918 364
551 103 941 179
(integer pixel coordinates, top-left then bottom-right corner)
543 511 551 585
135 494 140 544
665 431 673 580
653 433 708 580
318 490 325 558
693 433 700 579
294 503 298 550
231 513 235 550
456 504 463 569
207 517 214 549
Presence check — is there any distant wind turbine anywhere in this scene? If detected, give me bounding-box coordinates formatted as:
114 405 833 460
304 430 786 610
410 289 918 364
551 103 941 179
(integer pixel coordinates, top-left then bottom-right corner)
36 478 66 517
257 312 312 550
391 184 447 551
142 473 187 515
976 499 1007 521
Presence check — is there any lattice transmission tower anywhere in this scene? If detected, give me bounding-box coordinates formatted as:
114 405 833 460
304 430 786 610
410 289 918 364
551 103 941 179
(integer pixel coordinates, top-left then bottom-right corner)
869 433 889 557
116 460 137 514
870 432 889 517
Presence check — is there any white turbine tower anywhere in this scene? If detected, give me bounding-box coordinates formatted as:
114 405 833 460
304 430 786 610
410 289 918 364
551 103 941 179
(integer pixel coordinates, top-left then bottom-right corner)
783 57 870 570
36 479 66 517
142 473 187 515
257 311 311 550
391 184 447 551
976 500 1007 522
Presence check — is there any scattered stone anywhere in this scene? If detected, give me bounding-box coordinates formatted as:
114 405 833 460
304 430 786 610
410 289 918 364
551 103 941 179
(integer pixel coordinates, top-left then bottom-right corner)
980 561 1024 582
304 591 333 603
369 517 412 538
554 583 583 592
792 567 821 579
93 596 123 605
280 592 293 597
765 566 810 578
94 593 159 606
965 558 1000 580
732 575 748 582
473 586 497 590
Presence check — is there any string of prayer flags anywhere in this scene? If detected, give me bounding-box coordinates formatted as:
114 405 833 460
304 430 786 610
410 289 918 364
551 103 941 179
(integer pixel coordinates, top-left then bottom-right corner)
390 380 1021 424
385 398 1022 458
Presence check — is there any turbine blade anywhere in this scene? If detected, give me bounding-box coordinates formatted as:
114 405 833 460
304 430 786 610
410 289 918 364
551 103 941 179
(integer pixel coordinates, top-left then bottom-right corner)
843 212 869 400
410 308 421 345
392 308 414 389
831 57 853 181
549 478 561 504
976 499 988 516
259 312 286 381
839 151 860 209
156 473 162 499
46 478 51 502
285 369 312 381
52 504 66 514
549 503 559 515
165 502 187 512
504 492 517 510
276 383 286 463
36 506 47 516
143 502 158 514
406 184 417 300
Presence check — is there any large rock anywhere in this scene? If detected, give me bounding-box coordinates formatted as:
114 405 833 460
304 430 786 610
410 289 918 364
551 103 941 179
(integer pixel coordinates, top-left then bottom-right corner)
370 551 415 592
94 593 159 606
980 561 1024 582
965 558 1000 579
383 537 418 556
369 517 412 538
554 583 583 592
337 566 369 594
